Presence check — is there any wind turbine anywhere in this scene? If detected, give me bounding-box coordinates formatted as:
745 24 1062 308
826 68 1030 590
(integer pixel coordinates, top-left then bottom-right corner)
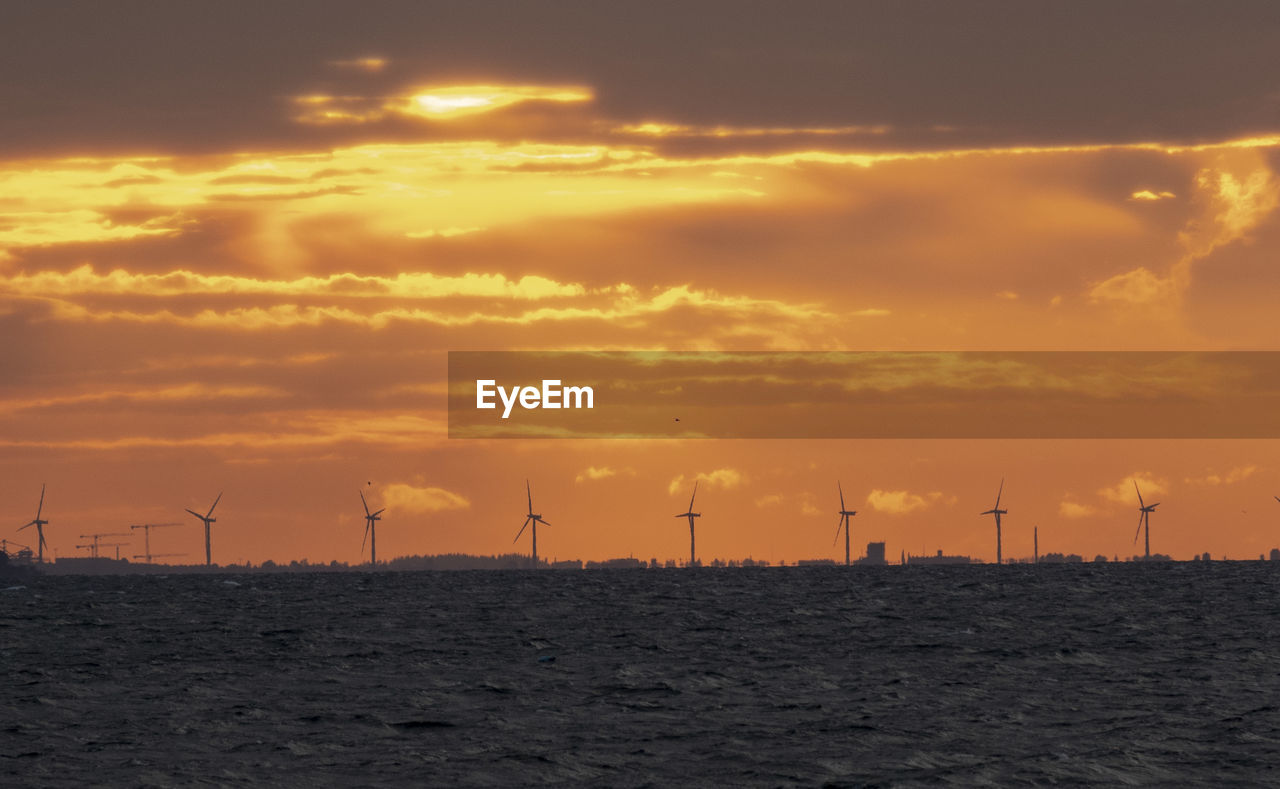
675 481 701 567
185 492 222 566
514 480 549 568
17 483 49 563
1134 481 1159 560
980 478 1007 565
833 482 857 566
360 490 385 565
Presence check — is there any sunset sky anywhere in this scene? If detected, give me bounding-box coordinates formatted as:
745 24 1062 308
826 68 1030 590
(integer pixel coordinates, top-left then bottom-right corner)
5 2 1280 565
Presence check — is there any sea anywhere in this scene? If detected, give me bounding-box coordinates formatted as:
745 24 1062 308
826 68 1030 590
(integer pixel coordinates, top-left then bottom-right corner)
3 563 1279 787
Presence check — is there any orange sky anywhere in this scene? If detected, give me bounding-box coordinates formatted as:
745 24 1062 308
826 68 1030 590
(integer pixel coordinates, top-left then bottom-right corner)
4 4 1280 565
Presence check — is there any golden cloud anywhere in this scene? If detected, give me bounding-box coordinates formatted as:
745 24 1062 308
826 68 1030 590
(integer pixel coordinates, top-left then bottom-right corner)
1 265 586 300
1088 267 1181 308
1058 499 1097 519
1098 473 1167 505
379 483 470 514
329 56 388 73
667 468 744 496
574 466 618 483
0 383 286 414
293 84 593 125
865 489 932 514
1129 190 1176 201
1183 465 1258 486
33 281 831 332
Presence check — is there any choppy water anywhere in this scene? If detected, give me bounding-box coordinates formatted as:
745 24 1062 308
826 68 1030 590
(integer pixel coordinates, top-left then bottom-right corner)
3 564 1280 786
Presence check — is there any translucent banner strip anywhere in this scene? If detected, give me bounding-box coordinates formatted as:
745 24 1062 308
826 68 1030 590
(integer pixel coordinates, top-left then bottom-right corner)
447 351 1280 439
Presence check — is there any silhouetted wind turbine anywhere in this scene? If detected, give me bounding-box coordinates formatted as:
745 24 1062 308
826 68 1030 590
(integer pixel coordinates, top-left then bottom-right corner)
833 482 857 566
1134 481 1159 560
675 481 701 567
980 478 1007 565
360 490 385 565
185 492 222 566
17 484 49 563
514 480 549 568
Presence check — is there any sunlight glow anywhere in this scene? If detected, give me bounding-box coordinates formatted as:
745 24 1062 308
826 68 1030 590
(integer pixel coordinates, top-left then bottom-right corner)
398 85 592 118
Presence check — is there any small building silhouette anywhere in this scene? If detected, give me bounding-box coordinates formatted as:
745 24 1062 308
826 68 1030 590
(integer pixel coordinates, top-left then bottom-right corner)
859 541 887 566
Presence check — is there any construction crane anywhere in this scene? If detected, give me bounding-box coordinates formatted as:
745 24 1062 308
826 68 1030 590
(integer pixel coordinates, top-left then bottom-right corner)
129 523 182 563
132 552 187 565
1 539 31 558
78 532 131 559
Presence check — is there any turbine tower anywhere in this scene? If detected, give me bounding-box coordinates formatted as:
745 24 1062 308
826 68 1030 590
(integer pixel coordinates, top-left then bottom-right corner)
675 481 701 567
17 484 49 563
185 492 222 567
1134 481 1159 560
129 522 181 564
360 490 385 565
514 480 550 568
833 482 857 566
980 478 1008 565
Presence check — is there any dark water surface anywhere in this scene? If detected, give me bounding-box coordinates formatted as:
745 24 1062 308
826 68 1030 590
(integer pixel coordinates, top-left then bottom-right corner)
4 564 1280 786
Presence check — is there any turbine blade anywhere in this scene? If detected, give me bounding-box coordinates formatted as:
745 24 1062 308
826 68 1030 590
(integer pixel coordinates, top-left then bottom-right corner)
838 481 845 511
833 517 844 547
537 517 551 526
361 523 369 555
360 490 371 516
1134 511 1144 543
206 491 223 518
40 533 47 551
36 483 45 520
689 480 698 512
1134 480 1144 508
527 479 533 515
18 521 33 531
994 477 1004 509
371 508 385 518
185 508 203 519
514 517 531 543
